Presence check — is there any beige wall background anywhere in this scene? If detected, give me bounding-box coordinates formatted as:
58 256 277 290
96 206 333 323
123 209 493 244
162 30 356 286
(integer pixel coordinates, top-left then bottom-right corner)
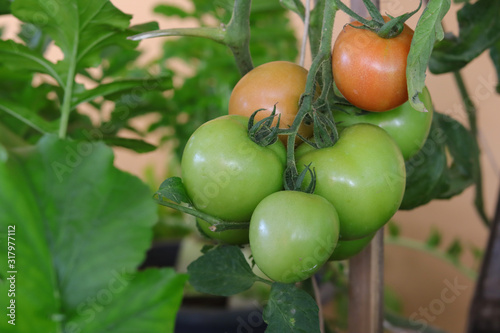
2 1 499 332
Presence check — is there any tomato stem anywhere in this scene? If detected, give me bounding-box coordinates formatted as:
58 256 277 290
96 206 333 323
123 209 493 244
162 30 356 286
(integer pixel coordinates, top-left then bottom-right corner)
225 0 254 76
453 70 490 227
154 194 250 232
284 1 338 189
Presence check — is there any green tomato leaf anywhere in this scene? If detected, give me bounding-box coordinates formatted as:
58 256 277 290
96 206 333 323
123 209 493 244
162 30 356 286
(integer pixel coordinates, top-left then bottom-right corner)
0 97 58 133
154 4 191 18
11 0 133 74
0 40 62 86
446 239 463 261
0 135 183 333
400 116 448 209
187 245 259 296
263 283 320 333
400 111 478 209
101 137 156 153
388 221 400 238
67 269 187 333
490 41 500 94
406 0 451 111
279 0 305 20
426 228 442 248
0 0 10 14
434 113 477 199
71 75 173 110
429 0 500 74
157 177 193 205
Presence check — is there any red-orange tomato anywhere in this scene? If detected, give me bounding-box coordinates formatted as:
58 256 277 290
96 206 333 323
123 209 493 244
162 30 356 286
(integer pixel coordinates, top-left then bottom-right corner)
332 18 414 112
228 61 313 146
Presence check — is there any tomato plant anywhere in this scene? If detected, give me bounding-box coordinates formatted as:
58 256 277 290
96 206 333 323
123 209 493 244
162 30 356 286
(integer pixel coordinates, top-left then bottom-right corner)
297 123 406 240
228 61 314 145
249 191 340 283
332 17 414 112
181 114 286 222
196 218 249 245
333 87 434 159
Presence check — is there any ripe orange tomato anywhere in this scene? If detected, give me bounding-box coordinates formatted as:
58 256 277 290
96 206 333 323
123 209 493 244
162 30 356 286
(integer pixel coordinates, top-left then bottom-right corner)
228 61 313 146
332 18 414 112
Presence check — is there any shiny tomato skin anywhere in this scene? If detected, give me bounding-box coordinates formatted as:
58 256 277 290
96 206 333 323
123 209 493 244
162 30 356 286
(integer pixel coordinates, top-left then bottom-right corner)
181 115 286 222
332 18 414 112
228 61 313 146
333 87 434 160
196 218 249 245
297 123 406 240
249 191 340 283
329 233 375 261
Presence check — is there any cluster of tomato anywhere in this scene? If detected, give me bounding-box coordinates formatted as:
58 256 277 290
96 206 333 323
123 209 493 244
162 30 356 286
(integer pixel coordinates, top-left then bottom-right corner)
180 20 433 284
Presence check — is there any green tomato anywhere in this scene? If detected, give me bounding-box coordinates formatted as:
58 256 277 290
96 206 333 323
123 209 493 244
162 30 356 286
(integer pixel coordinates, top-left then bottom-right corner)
333 87 433 160
249 191 340 284
297 123 405 240
182 115 286 221
329 233 375 261
196 218 249 245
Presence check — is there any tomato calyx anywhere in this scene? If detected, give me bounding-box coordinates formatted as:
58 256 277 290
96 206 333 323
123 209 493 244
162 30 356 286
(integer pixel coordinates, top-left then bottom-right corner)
335 0 421 39
284 163 316 194
248 107 281 147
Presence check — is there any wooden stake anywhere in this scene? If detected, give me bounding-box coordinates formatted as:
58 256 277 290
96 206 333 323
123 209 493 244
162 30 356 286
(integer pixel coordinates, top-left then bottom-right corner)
348 229 384 333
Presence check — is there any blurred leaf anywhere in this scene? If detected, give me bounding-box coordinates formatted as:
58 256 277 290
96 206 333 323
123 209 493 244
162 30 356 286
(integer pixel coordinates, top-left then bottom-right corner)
446 239 463 260
0 0 9 14
18 23 52 53
69 269 187 333
0 39 62 85
400 112 477 210
470 244 484 263
388 221 400 238
407 0 451 111
279 0 305 19
430 0 500 74
490 41 500 93
0 97 58 133
426 229 442 248
102 137 156 153
400 116 448 209
187 245 259 296
11 0 134 74
263 283 320 333
435 113 477 199
154 4 191 18
157 177 193 205
385 311 449 333
71 75 173 110
0 135 186 333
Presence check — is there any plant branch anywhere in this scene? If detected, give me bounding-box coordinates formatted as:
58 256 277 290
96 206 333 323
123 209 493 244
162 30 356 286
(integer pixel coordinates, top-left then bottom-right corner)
154 195 249 232
385 236 478 280
58 39 78 139
225 0 254 76
453 70 490 227
284 0 337 185
128 27 225 43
